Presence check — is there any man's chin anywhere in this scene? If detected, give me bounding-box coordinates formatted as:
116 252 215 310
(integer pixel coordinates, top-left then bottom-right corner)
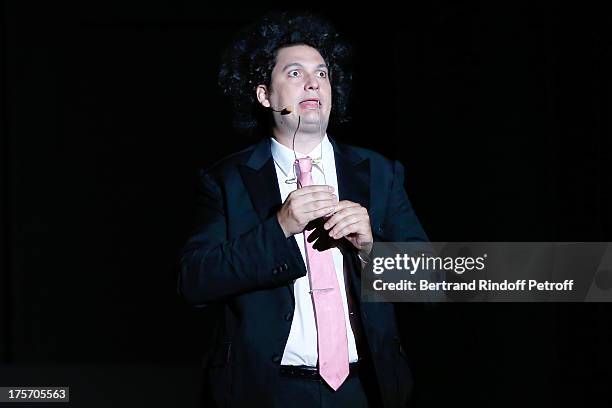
297 111 329 125
296 121 328 134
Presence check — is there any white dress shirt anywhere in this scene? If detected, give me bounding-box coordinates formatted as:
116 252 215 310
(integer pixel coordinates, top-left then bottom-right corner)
271 135 359 367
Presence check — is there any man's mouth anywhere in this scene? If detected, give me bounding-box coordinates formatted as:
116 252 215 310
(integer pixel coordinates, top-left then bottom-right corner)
299 98 322 109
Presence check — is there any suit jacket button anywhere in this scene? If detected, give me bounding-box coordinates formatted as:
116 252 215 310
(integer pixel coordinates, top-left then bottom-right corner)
271 354 281 363
284 312 293 321
282 263 289 270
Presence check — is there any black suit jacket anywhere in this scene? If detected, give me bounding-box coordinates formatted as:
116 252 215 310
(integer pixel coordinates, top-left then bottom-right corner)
179 137 428 408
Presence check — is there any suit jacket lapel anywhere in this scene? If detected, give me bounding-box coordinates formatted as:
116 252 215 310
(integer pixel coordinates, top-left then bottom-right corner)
238 138 300 303
238 140 283 221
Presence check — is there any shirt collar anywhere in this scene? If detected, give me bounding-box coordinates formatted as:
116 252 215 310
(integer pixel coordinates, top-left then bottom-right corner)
270 134 334 177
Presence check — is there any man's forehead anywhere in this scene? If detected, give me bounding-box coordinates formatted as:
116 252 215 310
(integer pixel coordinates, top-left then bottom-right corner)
275 45 326 68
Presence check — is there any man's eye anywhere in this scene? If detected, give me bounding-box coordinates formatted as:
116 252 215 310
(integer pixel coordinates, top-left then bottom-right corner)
318 71 328 78
288 70 301 77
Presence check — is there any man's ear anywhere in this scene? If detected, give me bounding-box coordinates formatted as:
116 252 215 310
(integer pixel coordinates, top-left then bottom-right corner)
256 85 271 108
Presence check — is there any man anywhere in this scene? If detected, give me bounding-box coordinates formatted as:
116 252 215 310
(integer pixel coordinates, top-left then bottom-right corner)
179 11 428 408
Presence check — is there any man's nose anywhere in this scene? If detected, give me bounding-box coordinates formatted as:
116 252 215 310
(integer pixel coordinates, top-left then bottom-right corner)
304 74 320 91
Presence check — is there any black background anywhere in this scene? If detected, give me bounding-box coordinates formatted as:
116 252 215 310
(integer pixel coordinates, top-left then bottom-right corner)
2 1 611 407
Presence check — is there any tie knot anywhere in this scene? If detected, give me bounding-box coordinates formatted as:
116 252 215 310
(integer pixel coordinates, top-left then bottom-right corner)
296 157 312 173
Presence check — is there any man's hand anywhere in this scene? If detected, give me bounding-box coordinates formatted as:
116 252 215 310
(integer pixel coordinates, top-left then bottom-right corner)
277 185 338 238
323 200 373 257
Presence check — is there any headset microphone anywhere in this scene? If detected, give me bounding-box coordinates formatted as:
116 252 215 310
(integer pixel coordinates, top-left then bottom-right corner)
270 105 294 115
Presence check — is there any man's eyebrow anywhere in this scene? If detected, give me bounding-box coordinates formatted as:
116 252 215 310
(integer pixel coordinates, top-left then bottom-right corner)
281 62 329 72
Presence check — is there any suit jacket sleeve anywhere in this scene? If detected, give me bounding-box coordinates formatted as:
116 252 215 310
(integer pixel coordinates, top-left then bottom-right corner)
178 170 306 306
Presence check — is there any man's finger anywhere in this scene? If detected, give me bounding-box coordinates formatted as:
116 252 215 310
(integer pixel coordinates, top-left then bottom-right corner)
324 206 365 230
332 221 371 241
303 192 338 202
289 190 335 206
291 185 334 197
329 215 362 238
309 205 338 221
332 200 361 210
303 199 338 213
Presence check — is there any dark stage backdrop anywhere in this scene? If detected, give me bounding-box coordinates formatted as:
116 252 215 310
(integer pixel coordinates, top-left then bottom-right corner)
2 1 611 407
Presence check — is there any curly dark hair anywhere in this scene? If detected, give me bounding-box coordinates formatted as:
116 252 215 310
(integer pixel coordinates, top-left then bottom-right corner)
218 11 353 131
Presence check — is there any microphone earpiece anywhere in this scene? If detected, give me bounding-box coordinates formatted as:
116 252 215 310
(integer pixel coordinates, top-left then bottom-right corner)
270 105 294 115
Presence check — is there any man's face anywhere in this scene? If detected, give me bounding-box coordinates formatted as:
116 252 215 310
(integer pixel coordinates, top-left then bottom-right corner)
258 44 332 133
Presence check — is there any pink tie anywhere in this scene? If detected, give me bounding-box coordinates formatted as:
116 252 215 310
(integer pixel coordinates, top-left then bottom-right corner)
296 157 349 391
